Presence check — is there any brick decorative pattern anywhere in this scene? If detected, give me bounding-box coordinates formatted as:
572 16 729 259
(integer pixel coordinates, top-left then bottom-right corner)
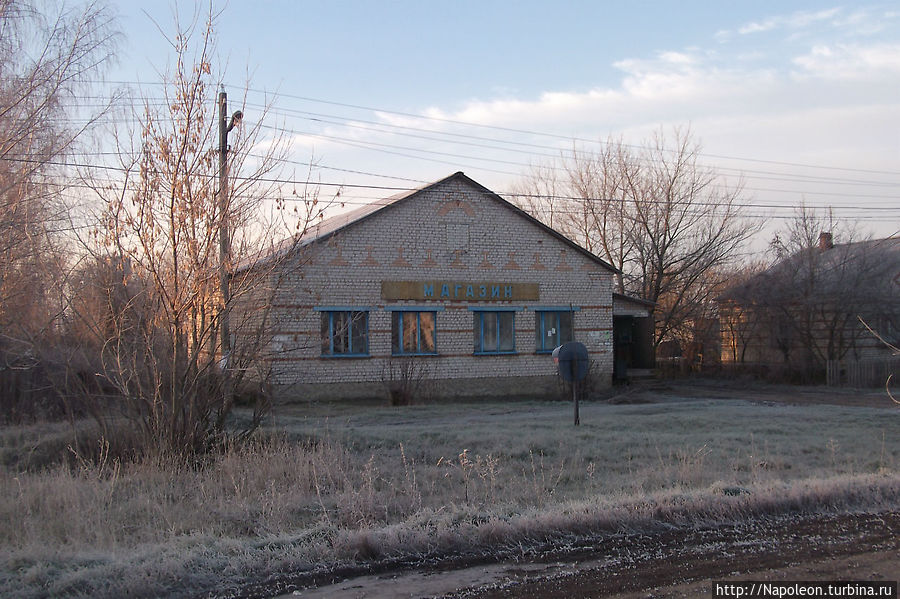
239 176 616 399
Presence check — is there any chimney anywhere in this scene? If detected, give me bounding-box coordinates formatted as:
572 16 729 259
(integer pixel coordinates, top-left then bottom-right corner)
818 232 834 250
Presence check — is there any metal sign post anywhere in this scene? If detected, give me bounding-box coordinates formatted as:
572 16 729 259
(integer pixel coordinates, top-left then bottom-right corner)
573 365 580 426
552 342 589 426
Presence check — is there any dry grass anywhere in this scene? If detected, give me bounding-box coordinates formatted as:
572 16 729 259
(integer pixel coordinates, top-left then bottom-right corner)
1 393 899 598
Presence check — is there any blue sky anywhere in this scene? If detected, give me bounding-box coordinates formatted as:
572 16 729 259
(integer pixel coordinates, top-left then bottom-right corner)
105 1 900 239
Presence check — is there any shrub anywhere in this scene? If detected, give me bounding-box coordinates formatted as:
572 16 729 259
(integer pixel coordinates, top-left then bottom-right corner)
381 357 432 406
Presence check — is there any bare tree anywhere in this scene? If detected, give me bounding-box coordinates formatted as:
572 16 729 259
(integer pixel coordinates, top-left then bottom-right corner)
724 205 898 373
70 6 327 458
514 127 758 348
511 138 635 293
718 260 768 363
0 0 117 343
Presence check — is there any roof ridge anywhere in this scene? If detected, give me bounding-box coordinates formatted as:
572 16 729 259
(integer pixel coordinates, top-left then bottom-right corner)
235 172 618 274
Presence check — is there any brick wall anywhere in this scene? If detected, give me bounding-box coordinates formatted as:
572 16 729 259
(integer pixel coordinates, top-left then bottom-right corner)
250 175 616 400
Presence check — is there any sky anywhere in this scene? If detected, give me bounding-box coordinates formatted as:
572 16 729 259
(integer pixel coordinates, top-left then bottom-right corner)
103 1 900 244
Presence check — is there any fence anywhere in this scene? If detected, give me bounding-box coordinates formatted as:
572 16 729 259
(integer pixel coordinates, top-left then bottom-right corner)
826 356 900 388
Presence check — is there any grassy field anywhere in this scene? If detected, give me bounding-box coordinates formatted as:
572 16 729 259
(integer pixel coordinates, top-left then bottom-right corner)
2 386 899 598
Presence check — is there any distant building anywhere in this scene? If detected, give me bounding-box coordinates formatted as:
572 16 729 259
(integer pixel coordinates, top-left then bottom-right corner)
233 172 654 400
718 234 899 372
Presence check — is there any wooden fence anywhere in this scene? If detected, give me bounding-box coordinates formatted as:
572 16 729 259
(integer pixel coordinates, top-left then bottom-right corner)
826 356 900 388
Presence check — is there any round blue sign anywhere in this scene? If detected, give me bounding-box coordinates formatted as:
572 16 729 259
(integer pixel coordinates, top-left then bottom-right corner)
554 341 590 382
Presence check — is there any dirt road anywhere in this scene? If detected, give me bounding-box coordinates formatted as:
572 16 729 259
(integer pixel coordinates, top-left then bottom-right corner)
280 511 899 598
439 511 900 599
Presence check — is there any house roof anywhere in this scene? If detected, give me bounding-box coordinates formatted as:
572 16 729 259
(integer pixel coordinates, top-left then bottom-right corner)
613 292 656 308
719 235 900 305
236 171 618 274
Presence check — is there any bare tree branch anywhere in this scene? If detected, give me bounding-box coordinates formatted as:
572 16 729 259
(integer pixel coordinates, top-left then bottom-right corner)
514 127 759 349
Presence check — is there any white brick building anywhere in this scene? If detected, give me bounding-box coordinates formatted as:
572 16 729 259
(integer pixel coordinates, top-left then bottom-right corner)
235 172 622 400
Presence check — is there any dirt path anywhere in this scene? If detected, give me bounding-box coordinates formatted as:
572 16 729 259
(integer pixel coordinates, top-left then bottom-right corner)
440 511 900 599
280 511 899 598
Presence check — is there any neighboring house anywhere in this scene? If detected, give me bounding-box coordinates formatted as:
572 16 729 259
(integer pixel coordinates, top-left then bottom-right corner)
718 233 900 371
232 172 651 401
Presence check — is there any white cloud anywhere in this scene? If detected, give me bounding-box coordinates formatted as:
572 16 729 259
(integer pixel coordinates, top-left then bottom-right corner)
738 20 777 35
381 34 897 189
736 7 843 35
720 6 899 42
402 33 890 135
792 43 900 78
659 51 695 65
292 6 899 242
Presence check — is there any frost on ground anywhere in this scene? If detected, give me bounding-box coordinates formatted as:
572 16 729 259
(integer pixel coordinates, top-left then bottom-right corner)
1 383 898 598
276 511 900 599
436 511 900 599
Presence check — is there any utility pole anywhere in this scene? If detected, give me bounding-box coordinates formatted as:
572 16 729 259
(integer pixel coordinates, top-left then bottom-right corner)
218 87 242 395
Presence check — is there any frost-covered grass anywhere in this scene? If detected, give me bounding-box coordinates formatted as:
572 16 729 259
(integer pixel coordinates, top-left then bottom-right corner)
2 392 899 598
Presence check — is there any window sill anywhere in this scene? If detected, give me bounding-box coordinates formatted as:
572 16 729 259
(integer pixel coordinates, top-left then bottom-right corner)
391 352 440 358
473 351 518 357
319 354 371 359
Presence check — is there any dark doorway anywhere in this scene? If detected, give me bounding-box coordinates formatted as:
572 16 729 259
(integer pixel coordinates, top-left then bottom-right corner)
613 315 654 381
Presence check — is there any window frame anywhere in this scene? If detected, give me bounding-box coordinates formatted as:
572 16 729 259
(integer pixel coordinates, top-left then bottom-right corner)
535 308 577 353
316 308 370 357
471 308 519 356
390 308 440 356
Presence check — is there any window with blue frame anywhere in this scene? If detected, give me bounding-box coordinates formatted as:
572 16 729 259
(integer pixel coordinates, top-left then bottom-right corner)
320 310 369 356
535 310 574 353
391 311 437 355
473 311 516 354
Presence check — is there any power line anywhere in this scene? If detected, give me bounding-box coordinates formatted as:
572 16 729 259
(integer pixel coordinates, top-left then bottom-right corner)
236 120 900 199
41 92 900 189
236 104 899 188
85 79 900 178
13 156 898 219
237 86 900 177
7 147 900 215
241 123 900 200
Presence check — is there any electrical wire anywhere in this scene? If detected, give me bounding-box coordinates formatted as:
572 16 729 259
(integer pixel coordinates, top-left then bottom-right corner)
6 80 899 224
34 93 900 190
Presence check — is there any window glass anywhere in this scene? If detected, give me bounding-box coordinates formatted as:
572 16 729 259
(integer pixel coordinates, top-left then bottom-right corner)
321 310 368 356
392 311 437 355
333 311 350 354
420 312 436 353
350 312 368 354
498 313 515 351
536 310 575 352
402 312 418 353
559 311 574 344
474 311 515 354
